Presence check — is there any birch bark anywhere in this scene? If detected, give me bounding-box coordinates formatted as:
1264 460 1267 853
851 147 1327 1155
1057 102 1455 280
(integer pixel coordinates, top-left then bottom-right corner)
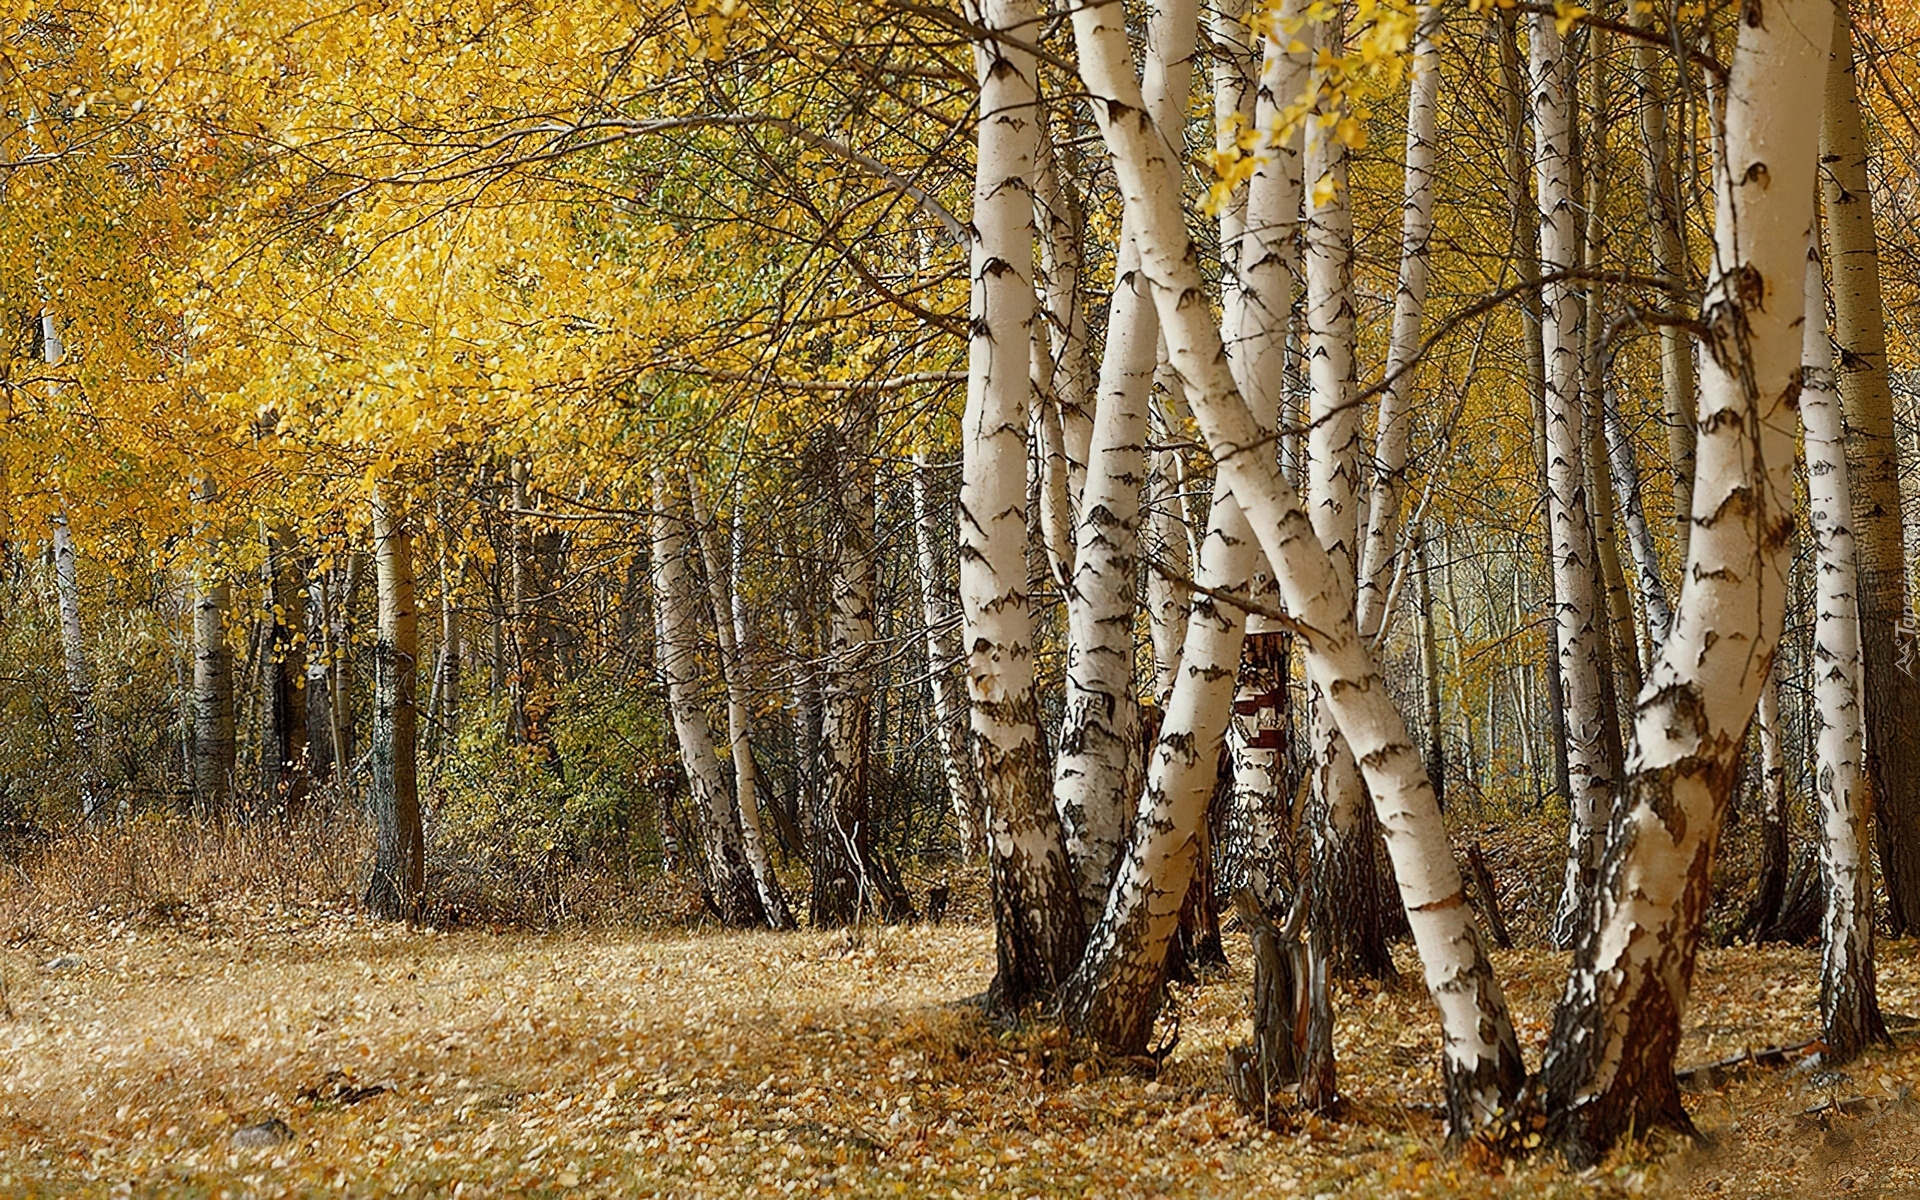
1532 14 1615 951
1820 13 1920 935
690 470 795 930
963 0 1086 1005
192 480 236 818
1051 0 1199 931
650 468 767 928
912 452 986 856
1535 0 1829 1159
1067 0 1524 1132
1800 234 1888 1062
367 479 425 921
1355 3 1439 641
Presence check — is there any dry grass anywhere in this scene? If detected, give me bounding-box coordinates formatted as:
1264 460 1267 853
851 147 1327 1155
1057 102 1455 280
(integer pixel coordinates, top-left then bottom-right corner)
1 823 1918 1197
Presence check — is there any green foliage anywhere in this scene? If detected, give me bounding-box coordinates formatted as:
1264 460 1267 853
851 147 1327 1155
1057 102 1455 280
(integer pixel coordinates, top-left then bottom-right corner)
430 669 681 914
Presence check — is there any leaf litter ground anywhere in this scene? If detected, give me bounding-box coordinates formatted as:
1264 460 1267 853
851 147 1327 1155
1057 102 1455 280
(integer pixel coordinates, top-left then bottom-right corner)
2 884 1918 1197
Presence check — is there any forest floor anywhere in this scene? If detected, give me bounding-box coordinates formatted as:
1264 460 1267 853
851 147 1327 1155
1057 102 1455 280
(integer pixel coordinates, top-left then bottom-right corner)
2 829 1919 1197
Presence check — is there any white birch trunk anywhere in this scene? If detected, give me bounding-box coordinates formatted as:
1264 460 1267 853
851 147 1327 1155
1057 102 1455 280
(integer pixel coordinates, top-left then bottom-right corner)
49 509 103 819
42 313 104 820
1300 23 1397 983
689 469 794 930
1822 13 1920 935
1535 0 1830 1160
1067 466 1262 1051
366 479 425 921
1800 234 1887 1062
1049 0 1201 926
1602 385 1675 653
650 467 766 929
1532 14 1616 951
1033 115 1094 501
192 480 235 816
912 452 987 856
1627 0 1698 552
963 0 1085 1003
1355 3 1439 640
1067 0 1525 1132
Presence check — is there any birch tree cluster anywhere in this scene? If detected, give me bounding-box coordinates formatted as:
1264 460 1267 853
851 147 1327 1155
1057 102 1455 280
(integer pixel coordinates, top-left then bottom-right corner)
1 0 1919 1164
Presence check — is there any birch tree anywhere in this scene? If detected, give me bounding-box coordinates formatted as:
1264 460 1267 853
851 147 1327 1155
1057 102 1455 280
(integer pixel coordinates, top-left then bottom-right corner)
650 467 769 929
367 479 425 921
1800 233 1888 1063
1066 0 1525 1132
1534 0 1831 1159
690 469 794 930
961 0 1085 1005
1531 11 1614 951
1820 10 1920 935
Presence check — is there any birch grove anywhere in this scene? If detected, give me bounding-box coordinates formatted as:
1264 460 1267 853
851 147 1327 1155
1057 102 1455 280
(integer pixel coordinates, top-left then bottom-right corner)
8 0 1920 1177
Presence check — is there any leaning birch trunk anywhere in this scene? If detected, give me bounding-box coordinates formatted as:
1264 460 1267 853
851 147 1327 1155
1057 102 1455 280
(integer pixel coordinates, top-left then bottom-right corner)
1354 2 1439 640
1534 0 1828 1161
912 452 987 856
689 469 794 930
1301 39 1396 984
1067 0 1525 1133
49 509 104 820
1532 13 1616 951
649 468 766 928
1821 13 1920 937
1064 462 1263 1053
366 479 425 921
1800 235 1888 1062
192 482 236 818
1050 0 1199 932
964 0 1087 1005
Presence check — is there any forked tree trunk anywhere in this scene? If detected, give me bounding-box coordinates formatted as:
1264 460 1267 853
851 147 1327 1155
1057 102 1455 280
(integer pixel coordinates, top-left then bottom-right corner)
1534 1 1829 1161
1064 441 1265 1054
964 0 1087 1007
1533 13 1616 951
912 452 986 856
1799 234 1889 1063
1821 13 1920 936
1068 0 1524 1134
1051 0 1197 933
690 469 794 930
366 479 425 922
649 468 767 928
